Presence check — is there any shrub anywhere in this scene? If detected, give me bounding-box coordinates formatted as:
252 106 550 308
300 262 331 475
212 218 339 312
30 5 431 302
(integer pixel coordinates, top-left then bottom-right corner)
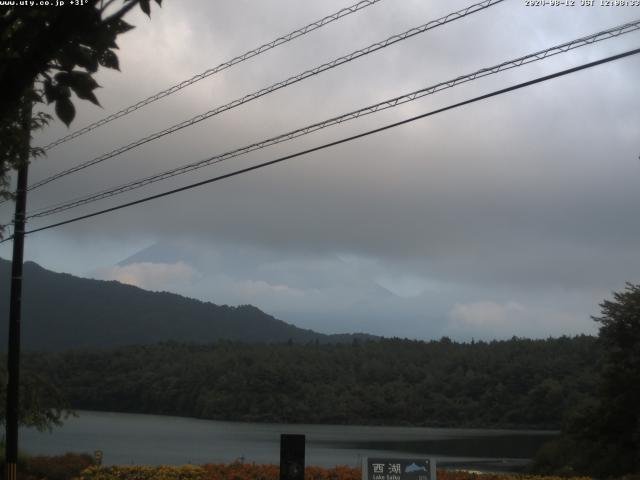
4 459 599 480
25 453 95 480
75 464 207 480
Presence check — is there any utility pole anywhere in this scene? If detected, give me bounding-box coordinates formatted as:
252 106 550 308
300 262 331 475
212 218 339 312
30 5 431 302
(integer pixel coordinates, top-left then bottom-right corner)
5 95 32 480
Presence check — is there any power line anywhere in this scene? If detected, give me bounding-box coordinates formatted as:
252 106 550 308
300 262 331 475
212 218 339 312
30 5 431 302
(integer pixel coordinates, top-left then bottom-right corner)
9 47 638 241
39 0 385 152
25 0 504 193
24 19 640 220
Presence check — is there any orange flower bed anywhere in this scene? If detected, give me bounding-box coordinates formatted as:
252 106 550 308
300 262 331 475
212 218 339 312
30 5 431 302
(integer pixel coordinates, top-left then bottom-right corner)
73 463 593 480
200 464 361 480
74 464 206 480
437 472 590 480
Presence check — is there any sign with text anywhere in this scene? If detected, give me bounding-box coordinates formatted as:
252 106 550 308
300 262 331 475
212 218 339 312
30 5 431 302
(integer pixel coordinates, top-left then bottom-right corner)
363 458 435 480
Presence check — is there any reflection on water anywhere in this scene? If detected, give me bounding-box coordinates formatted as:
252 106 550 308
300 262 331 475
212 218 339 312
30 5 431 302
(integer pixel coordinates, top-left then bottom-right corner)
333 434 554 459
22 411 557 471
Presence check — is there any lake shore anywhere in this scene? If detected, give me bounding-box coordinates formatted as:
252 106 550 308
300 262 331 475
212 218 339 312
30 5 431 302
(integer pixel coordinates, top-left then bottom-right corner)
21 411 557 471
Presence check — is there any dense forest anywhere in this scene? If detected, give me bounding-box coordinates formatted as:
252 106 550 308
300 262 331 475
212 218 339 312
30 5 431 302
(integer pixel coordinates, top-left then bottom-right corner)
22 336 599 429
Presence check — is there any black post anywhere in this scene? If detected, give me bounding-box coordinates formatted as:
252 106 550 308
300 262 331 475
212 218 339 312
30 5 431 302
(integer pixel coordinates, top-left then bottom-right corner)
279 434 305 480
5 98 31 480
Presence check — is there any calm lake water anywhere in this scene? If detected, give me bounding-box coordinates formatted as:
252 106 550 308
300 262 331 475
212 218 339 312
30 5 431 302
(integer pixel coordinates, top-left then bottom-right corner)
21 411 557 471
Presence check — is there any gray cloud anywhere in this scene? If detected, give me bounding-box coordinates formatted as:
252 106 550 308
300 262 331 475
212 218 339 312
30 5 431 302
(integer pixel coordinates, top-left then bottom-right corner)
1 0 639 340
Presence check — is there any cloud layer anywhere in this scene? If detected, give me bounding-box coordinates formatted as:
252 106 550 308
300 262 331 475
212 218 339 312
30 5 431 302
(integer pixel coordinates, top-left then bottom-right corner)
1 0 638 340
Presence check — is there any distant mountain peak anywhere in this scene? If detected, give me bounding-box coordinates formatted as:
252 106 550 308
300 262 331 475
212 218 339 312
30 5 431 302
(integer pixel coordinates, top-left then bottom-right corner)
117 241 195 267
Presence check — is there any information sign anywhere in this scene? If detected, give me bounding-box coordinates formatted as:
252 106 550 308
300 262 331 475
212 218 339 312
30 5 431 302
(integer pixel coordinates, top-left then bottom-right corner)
363 457 435 480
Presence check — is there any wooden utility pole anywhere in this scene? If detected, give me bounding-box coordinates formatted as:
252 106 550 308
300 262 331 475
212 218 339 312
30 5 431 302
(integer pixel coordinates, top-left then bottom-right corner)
5 96 32 480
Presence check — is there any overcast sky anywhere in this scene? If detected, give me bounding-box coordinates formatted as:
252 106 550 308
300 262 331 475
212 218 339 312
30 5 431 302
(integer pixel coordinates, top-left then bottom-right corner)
1 0 639 340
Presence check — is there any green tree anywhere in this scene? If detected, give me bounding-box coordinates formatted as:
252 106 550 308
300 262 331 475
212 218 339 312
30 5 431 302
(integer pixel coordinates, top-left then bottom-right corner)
590 282 640 475
0 366 69 432
0 0 162 204
533 283 640 477
0 0 162 427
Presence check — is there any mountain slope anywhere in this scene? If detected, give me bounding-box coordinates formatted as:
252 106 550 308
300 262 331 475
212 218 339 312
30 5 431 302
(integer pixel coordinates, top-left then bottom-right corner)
0 258 375 351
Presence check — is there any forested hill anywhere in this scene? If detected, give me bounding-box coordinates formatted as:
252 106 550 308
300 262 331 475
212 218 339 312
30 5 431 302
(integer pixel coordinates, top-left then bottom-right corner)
0 258 374 350
25 336 600 429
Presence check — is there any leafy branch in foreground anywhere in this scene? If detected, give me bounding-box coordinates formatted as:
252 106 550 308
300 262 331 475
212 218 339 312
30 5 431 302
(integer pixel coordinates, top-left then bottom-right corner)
0 0 162 207
533 283 640 477
0 366 73 432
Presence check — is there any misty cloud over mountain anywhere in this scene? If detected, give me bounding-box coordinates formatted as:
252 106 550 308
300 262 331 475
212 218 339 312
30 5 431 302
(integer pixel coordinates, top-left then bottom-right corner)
1 1 638 340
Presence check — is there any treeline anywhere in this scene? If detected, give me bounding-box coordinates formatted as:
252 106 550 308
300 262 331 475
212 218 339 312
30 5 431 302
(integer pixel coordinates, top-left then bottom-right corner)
24 336 600 429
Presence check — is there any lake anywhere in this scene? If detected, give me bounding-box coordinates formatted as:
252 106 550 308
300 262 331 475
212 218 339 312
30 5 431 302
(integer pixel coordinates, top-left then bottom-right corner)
21 411 557 471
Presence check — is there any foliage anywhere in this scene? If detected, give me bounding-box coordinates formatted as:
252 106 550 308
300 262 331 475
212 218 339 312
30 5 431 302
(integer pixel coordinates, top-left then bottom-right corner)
70 463 595 480
594 283 640 464
22 453 95 480
75 464 207 480
0 364 73 432
0 93 50 202
0 451 94 479
532 284 640 477
0 0 162 205
0 0 161 122
0 453 601 480
23 335 600 430
199 464 361 480
436 472 591 480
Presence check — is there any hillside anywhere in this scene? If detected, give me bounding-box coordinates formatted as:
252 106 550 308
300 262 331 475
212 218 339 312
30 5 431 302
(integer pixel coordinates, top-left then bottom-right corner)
0 258 375 350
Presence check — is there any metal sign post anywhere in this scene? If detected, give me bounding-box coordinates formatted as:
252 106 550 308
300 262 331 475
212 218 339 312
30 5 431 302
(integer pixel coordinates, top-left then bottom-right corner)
280 434 305 480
